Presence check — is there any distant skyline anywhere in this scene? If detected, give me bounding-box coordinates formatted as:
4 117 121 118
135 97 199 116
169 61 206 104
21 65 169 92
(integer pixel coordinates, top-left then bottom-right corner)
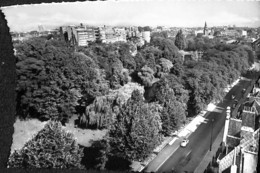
1 0 260 32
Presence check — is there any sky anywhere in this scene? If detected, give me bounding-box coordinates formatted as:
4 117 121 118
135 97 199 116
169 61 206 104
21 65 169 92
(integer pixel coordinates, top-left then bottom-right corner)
1 0 260 32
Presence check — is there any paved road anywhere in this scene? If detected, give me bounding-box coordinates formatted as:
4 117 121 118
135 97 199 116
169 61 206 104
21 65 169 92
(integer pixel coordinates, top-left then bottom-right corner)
144 73 257 173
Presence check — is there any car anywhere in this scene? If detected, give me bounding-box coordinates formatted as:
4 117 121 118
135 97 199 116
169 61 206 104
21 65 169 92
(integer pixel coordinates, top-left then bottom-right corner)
180 139 189 147
242 89 246 93
170 131 178 137
231 95 235 99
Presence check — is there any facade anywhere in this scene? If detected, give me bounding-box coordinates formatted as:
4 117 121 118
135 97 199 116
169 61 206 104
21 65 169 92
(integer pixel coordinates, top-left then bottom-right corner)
60 25 96 46
252 38 260 59
194 29 204 36
75 28 96 46
218 81 260 173
242 30 247 37
179 50 202 62
222 29 240 37
142 31 151 43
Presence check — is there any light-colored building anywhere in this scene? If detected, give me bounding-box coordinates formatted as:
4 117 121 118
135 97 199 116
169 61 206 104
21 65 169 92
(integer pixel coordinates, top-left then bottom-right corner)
142 31 151 43
61 25 96 46
75 27 96 46
222 29 240 37
194 30 204 36
179 50 202 62
242 30 247 37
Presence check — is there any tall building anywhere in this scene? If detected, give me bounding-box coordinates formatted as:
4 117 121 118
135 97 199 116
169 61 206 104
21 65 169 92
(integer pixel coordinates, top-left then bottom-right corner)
61 25 96 46
74 27 96 46
38 25 45 32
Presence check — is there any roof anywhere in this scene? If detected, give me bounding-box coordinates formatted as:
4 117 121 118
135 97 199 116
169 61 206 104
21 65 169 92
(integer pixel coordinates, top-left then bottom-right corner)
226 135 240 148
252 91 260 98
228 118 242 137
243 99 260 115
241 111 256 129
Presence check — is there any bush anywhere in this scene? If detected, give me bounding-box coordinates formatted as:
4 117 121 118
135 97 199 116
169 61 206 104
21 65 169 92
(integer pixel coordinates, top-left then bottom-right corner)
8 121 84 169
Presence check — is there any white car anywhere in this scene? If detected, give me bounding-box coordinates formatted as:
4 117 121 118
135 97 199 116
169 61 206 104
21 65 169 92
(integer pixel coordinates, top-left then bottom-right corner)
180 139 189 147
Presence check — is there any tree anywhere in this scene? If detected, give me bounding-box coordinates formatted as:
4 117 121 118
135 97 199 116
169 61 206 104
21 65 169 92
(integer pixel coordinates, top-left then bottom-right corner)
80 82 145 129
156 58 173 78
138 65 155 87
170 59 185 77
186 39 196 51
91 137 111 170
8 121 84 169
16 38 76 122
152 77 187 135
109 90 162 161
175 30 186 50
150 38 181 63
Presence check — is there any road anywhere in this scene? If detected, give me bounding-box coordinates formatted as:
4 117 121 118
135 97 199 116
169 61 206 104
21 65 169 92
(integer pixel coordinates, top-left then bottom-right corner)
144 73 257 173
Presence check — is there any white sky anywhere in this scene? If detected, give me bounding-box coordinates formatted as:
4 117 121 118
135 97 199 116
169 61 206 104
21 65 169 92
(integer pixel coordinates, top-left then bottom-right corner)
1 0 260 32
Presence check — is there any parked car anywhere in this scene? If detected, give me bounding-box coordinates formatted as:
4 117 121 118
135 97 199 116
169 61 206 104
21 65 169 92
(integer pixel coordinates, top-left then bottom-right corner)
180 139 189 147
242 88 246 93
170 131 178 137
231 95 235 99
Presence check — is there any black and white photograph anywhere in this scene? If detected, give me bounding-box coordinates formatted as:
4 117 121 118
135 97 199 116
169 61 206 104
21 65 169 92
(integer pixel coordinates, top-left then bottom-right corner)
0 0 260 172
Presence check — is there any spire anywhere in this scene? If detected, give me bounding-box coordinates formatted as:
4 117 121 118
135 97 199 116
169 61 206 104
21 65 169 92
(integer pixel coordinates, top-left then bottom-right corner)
204 21 208 35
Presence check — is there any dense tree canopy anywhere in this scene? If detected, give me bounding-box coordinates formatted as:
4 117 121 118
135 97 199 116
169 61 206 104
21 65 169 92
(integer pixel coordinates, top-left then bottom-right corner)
14 31 256 169
15 38 109 122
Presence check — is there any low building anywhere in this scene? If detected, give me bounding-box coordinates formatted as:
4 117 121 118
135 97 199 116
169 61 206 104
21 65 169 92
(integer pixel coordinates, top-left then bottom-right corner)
179 50 202 62
222 29 240 37
194 30 204 36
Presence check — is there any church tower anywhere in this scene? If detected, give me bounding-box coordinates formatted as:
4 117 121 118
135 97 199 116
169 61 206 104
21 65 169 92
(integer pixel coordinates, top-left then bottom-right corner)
203 22 208 36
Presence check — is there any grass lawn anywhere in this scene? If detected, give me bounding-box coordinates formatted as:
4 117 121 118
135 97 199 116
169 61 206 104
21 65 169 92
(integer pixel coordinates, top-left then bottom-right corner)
10 115 107 155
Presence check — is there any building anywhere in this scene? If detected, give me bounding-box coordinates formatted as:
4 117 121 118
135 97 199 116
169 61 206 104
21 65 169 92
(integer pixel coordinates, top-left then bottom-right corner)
252 38 260 60
222 29 240 38
142 31 151 43
75 27 96 46
38 25 45 32
242 30 247 37
194 29 204 36
178 50 202 62
218 82 260 173
204 22 209 36
60 25 96 46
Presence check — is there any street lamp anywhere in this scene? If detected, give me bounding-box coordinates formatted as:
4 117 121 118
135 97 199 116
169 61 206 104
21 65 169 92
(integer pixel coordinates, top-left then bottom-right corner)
210 118 215 151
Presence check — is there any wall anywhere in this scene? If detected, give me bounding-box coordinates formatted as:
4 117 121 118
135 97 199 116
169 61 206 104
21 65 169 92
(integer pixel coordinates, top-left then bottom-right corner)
243 151 257 173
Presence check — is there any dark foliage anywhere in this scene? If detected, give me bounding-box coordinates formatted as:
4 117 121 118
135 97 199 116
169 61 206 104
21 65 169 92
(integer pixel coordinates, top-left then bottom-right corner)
8 121 84 169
